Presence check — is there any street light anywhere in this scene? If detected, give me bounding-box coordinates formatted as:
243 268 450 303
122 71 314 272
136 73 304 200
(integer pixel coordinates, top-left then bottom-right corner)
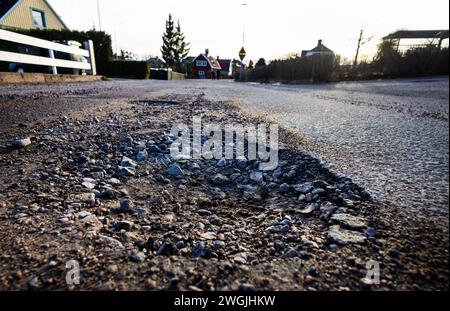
239 3 247 82
242 3 247 46
97 0 102 31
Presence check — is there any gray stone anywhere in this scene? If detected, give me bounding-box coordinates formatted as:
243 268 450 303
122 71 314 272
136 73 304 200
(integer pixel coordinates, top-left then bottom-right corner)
130 251 146 262
70 193 96 206
249 171 263 183
329 214 367 231
299 203 317 215
327 225 367 245
294 182 314 194
14 137 31 148
201 232 217 240
236 157 248 170
148 145 162 153
157 239 175 256
167 164 184 177
190 241 210 258
320 202 338 220
197 209 212 216
216 158 227 167
81 215 103 231
113 220 133 231
280 183 290 193
98 235 125 250
212 174 229 185
283 248 300 259
312 188 326 196
136 150 148 162
209 218 221 226
121 156 138 168
120 198 133 212
115 166 136 177
81 178 96 190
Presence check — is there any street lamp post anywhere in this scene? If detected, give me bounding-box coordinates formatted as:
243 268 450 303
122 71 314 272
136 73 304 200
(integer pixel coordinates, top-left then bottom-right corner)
239 3 247 82
97 0 102 31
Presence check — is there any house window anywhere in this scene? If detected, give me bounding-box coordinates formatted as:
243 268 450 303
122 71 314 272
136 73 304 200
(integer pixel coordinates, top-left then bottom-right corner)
196 60 207 67
32 9 46 29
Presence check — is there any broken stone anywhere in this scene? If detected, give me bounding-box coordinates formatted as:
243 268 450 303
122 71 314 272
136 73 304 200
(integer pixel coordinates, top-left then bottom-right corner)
121 156 138 168
136 150 148 162
329 213 367 231
167 164 184 177
294 182 314 194
212 174 229 185
69 193 96 206
327 225 366 245
299 203 317 215
14 137 32 148
81 215 103 231
115 166 136 177
98 235 125 250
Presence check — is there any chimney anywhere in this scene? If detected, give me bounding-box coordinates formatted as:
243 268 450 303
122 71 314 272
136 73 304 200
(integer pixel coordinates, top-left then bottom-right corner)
318 39 323 46
205 48 209 56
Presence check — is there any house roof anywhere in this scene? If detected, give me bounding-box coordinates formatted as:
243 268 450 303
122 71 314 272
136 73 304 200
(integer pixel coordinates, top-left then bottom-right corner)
0 0 68 29
192 53 222 70
310 40 333 53
383 30 449 40
218 59 232 71
0 0 20 20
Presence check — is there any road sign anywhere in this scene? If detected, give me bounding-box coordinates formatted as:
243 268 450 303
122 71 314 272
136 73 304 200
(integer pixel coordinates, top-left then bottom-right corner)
239 47 246 61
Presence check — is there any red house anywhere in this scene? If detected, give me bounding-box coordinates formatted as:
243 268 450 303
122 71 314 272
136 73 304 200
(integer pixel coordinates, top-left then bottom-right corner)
191 49 222 79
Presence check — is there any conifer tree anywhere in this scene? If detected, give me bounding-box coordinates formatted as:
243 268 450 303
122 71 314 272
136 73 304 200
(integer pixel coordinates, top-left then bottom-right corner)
161 14 176 68
161 15 190 72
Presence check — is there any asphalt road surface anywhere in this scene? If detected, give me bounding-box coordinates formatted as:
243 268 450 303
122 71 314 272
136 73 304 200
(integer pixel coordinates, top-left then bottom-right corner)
1 77 448 227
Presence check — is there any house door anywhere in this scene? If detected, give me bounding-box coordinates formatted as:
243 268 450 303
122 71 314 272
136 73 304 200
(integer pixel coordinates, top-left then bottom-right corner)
198 70 205 79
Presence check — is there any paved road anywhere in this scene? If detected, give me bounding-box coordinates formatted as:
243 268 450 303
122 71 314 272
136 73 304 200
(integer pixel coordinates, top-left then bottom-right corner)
162 77 450 226
1 77 448 226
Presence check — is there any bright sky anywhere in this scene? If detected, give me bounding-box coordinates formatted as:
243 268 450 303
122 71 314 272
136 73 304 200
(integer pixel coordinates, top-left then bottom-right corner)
48 0 449 62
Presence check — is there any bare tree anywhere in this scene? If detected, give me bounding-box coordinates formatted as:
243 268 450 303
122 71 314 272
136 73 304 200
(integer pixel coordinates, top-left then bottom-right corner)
353 29 374 68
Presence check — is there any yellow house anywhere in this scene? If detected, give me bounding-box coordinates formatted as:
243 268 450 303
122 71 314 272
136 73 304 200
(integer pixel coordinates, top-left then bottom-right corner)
0 0 67 30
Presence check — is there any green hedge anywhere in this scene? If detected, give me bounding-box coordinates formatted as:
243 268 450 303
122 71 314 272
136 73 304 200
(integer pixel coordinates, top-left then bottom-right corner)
0 27 113 75
104 61 150 79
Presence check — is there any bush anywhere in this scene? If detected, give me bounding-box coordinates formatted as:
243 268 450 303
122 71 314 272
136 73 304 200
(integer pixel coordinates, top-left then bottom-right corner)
371 40 449 78
0 27 113 75
244 54 338 83
104 61 150 79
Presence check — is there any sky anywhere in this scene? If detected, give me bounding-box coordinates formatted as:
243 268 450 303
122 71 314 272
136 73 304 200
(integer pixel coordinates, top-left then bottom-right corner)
48 0 450 63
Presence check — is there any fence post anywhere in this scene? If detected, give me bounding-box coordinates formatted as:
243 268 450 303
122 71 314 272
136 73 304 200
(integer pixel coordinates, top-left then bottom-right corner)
48 49 58 74
83 40 97 75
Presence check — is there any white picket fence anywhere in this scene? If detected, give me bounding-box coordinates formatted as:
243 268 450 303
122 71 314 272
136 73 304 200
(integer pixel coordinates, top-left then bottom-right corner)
0 28 96 75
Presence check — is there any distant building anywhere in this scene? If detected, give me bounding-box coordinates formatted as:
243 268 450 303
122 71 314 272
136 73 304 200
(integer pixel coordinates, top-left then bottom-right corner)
0 0 67 30
231 59 245 76
147 56 166 69
383 30 449 52
190 49 222 79
301 40 334 57
217 58 233 77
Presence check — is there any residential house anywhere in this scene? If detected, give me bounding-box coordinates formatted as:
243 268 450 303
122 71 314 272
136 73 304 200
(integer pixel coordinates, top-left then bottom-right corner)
231 59 245 76
217 58 233 77
301 40 334 57
0 0 67 31
148 56 166 69
191 49 222 79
